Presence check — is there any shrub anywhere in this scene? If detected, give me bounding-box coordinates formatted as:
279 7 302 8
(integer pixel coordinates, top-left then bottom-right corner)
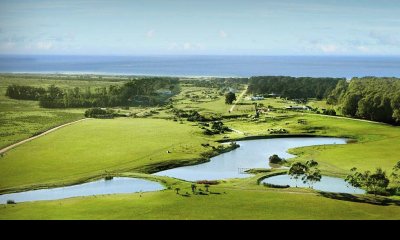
269 154 284 164
263 183 290 188
7 200 16 204
104 176 113 180
196 180 219 185
323 108 337 116
84 108 114 118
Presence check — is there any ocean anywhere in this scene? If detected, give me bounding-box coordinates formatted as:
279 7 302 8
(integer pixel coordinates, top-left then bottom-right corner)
1 55 400 78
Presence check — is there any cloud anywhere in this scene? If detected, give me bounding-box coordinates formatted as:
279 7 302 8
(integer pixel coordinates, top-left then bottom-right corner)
183 42 192 50
369 31 400 46
36 41 54 50
356 46 370 53
46 33 75 42
0 41 16 51
167 42 205 51
219 30 228 38
317 44 338 53
146 29 155 38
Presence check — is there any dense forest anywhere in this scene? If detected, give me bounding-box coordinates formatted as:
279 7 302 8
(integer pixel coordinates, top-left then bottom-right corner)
5 77 178 108
181 78 248 92
328 77 400 124
248 76 342 99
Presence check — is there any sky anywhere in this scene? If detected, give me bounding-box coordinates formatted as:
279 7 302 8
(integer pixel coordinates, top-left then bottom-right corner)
0 0 399 56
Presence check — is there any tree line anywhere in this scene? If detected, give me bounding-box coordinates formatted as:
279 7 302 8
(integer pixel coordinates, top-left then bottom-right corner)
248 76 342 99
327 77 400 124
5 77 179 108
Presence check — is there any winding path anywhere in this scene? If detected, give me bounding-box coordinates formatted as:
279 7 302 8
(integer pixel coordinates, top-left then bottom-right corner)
229 85 248 113
0 118 89 155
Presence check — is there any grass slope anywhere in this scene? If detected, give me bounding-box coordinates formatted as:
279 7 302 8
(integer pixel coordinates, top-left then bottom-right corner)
0 75 125 148
0 118 209 191
1 187 399 220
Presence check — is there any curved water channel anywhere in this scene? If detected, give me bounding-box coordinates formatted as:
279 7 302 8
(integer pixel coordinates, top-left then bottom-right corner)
154 137 347 181
0 177 165 204
1 137 363 204
261 175 365 194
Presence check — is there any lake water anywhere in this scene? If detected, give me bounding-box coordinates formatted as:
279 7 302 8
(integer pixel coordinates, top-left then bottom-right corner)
261 174 365 194
0 177 165 204
154 137 347 181
1 55 400 78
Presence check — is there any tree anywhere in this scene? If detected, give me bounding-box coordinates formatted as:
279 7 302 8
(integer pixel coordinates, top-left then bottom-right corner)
269 154 283 164
368 168 390 196
345 167 363 192
342 93 361 117
175 188 180 194
304 169 322 189
302 160 322 189
347 167 390 196
191 184 197 194
288 162 308 187
391 161 400 193
392 94 400 123
225 92 236 104
204 184 210 192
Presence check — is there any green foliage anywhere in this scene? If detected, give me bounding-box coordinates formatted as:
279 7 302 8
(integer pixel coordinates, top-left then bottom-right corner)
322 108 336 116
341 93 361 117
207 121 231 135
6 84 46 100
345 167 363 189
326 79 348 105
181 78 247 91
391 161 400 193
8 78 179 108
289 160 322 189
269 154 284 164
84 108 115 118
248 76 342 99
225 92 236 104
331 77 400 124
288 162 308 187
191 184 197 193
346 167 390 196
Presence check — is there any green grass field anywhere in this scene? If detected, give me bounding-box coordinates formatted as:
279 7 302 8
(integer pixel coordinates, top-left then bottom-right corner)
0 74 126 148
1 183 399 220
0 76 399 219
0 118 213 191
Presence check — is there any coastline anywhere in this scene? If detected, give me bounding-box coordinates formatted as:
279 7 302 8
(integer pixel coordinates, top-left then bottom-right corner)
0 72 243 79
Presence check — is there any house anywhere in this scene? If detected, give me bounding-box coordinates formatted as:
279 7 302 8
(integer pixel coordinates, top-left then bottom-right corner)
267 93 280 97
245 95 265 101
285 105 311 111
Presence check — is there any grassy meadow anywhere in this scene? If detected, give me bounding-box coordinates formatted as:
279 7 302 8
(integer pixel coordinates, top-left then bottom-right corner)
0 74 126 148
0 74 399 219
0 118 215 191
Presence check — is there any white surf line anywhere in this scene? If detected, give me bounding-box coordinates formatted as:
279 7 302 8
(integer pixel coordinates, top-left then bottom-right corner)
229 85 248 113
0 118 90 155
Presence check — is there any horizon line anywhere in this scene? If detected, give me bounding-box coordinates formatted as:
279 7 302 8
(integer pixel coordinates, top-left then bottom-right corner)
1 53 400 58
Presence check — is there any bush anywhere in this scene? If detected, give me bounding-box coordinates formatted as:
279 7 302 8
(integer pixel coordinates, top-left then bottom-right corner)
104 176 113 180
196 180 219 185
263 183 290 188
269 154 284 164
7 199 16 204
84 108 114 118
323 109 337 116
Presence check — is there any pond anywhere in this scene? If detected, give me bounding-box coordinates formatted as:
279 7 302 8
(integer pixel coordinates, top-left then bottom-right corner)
261 174 365 194
154 137 347 181
0 177 165 204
